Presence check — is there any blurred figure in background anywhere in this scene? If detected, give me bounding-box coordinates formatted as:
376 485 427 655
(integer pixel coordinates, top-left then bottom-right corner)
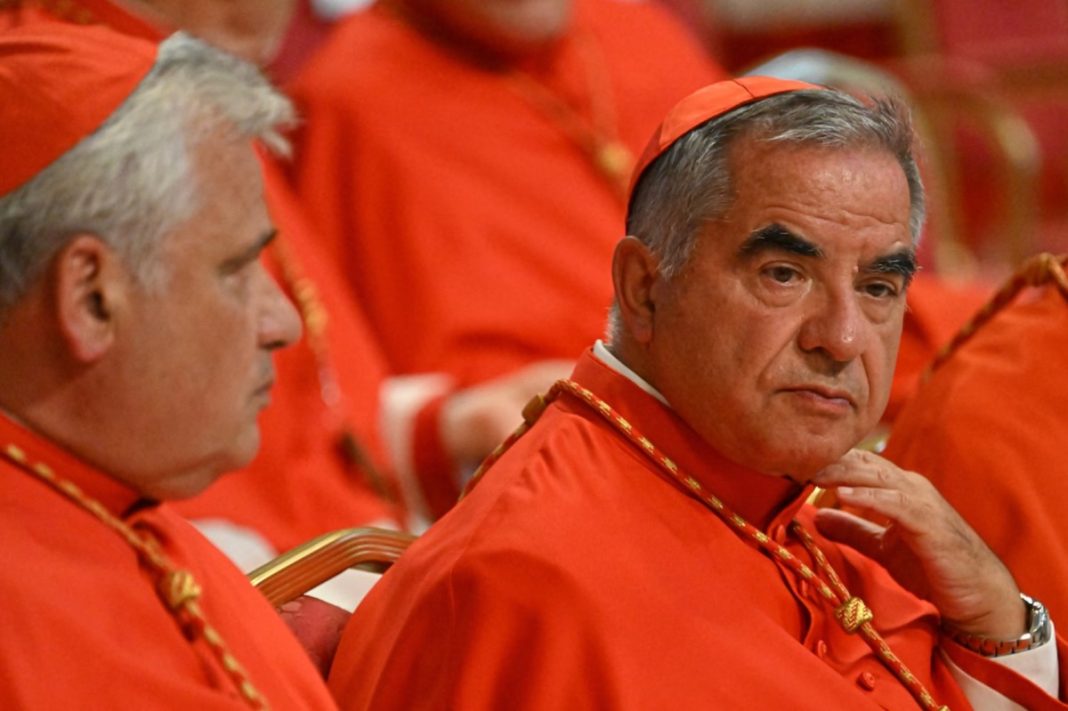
290 0 726 517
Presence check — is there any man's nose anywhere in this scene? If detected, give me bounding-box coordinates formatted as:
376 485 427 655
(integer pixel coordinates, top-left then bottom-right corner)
797 288 865 364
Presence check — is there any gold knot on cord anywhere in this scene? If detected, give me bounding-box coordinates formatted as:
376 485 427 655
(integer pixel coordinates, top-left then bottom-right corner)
522 394 549 425
158 569 202 610
835 596 874 633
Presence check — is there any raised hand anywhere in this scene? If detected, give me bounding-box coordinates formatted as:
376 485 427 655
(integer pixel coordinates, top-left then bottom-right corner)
812 449 1026 639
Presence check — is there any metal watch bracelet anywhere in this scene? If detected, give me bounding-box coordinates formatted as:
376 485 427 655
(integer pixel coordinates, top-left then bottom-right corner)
945 593 1052 657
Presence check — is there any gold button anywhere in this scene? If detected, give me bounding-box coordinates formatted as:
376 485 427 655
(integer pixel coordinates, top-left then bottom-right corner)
858 671 877 690
816 640 828 658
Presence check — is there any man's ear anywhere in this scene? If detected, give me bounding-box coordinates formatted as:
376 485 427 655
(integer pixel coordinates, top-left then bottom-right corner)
53 234 125 363
611 236 661 345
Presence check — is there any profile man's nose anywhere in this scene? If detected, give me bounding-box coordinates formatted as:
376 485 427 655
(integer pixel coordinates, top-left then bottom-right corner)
260 273 303 351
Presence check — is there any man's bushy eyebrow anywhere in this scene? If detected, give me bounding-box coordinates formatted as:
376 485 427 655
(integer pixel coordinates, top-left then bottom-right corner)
738 224 916 286
868 250 918 285
738 224 823 259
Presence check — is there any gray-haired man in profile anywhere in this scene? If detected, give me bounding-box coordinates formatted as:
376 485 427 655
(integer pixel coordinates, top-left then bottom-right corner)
0 22 337 708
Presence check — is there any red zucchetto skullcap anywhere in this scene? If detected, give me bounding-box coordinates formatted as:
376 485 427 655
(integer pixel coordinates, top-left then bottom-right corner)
0 22 157 196
628 76 824 199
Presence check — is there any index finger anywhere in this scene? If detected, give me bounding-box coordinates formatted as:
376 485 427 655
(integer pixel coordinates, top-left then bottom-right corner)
812 449 914 490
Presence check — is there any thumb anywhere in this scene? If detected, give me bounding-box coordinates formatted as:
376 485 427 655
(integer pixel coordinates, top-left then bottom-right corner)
814 508 886 560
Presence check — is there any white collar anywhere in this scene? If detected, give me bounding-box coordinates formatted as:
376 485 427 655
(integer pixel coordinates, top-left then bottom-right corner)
592 340 670 407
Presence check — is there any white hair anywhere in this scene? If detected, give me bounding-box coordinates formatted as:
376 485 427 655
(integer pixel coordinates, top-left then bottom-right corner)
0 31 295 310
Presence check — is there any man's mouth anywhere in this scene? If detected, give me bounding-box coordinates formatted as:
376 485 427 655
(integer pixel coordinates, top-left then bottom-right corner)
780 385 856 411
253 376 275 400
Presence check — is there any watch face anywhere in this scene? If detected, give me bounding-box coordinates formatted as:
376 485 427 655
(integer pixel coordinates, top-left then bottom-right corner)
1024 595 1053 647
945 594 1052 657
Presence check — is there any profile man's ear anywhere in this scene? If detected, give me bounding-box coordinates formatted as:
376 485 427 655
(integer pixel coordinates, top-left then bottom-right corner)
611 236 661 345
53 234 123 363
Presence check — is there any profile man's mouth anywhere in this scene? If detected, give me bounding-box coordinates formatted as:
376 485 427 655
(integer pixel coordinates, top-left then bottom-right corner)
253 376 276 399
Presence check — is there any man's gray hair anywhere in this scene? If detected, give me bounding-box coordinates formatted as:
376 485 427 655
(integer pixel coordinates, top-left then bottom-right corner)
628 88 924 279
0 31 294 310
608 88 924 341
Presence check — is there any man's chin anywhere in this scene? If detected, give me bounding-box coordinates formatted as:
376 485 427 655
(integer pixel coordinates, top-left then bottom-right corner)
229 430 262 472
146 467 231 501
752 438 858 482
169 434 261 500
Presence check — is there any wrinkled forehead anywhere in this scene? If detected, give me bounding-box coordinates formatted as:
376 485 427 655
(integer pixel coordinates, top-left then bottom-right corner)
198 137 269 214
716 139 914 254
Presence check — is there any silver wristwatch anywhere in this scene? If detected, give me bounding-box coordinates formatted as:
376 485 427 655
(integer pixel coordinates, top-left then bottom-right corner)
946 593 1053 657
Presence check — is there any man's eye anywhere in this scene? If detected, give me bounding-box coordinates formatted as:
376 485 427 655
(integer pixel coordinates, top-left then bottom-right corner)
764 265 800 284
862 281 898 299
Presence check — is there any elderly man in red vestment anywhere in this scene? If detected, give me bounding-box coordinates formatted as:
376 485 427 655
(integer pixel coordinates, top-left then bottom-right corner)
2 0 573 561
289 0 991 519
0 23 339 708
327 79 1068 709
1 0 412 561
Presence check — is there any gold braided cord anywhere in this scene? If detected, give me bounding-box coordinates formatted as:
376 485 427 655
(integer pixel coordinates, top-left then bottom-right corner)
464 381 948 711
926 252 1068 378
835 595 874 633
791 524 944 710
4 444 269 709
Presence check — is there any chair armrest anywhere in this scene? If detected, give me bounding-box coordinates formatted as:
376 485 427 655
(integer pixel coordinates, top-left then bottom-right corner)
248 527 417 608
